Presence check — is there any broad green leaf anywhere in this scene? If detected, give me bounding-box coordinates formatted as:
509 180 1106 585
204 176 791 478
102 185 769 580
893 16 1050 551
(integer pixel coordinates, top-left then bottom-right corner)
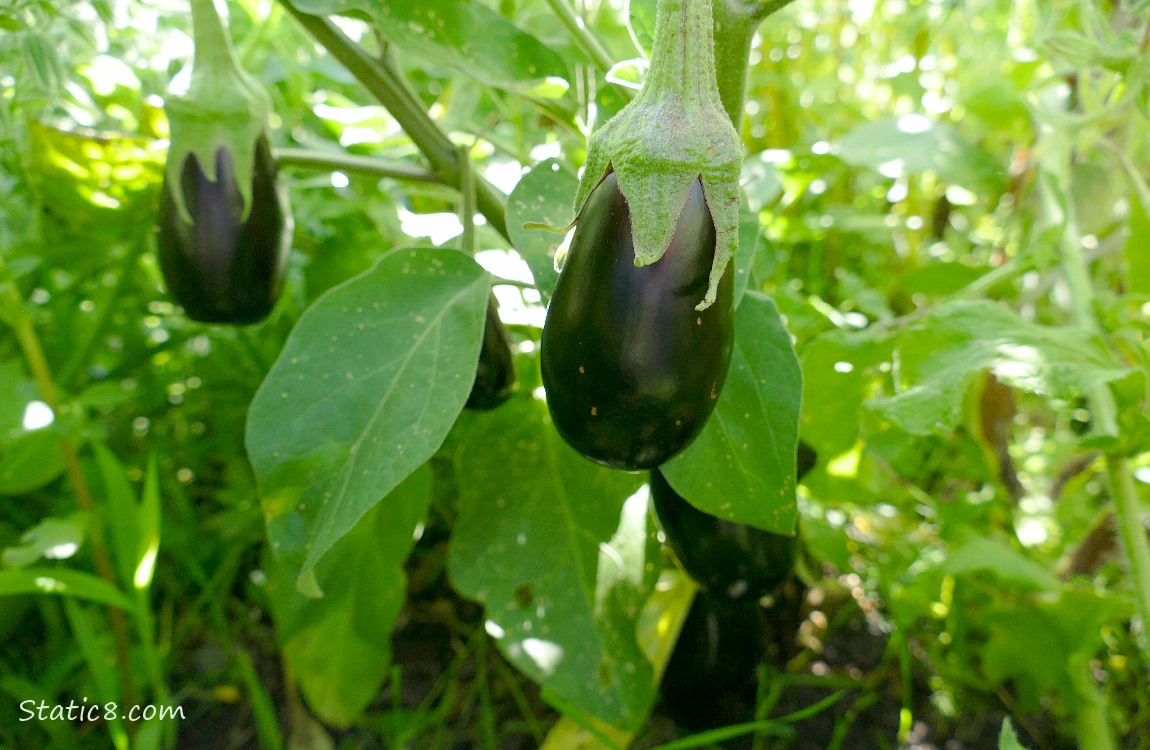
0 567 133 610
508 158 578 305
540 571 696 749
0 429 67 495
627 0 657 58
662 291 802 535
293 0 567 90
732 203 759 308
0 360 35 436
1 513 86 569
870 301 1130 435
448 396 656 730
801 329 895 457
247 248 489 595
837 115 1004 192
981 589 1127 711
942 535 1059 591
265 466 431 728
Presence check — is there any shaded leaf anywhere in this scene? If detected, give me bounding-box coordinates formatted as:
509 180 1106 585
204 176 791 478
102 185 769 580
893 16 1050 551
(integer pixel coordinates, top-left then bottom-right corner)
293 0 567 90
837 115 1004 192
448 396 656 729
0 429 67 496
661 291 802 534
943 535 1059 591
870 301 1130 435
507 158 578 305
1 513 87 569
247 248 489 595
266 466 431 727
0 567 133 610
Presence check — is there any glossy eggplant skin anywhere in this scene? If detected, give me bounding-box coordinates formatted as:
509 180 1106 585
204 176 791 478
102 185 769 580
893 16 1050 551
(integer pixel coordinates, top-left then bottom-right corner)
540 172 734 470
158 135 288 325
660 593 764 731
651 441 816 600
465 297 516 411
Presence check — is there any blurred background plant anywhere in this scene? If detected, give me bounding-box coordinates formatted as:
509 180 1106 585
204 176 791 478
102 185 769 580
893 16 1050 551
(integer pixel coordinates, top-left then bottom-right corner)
1 0 1148 747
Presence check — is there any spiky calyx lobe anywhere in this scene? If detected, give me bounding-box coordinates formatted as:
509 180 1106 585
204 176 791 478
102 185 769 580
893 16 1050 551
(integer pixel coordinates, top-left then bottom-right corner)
572 0 742 311
158 135 290 324
164 0 275 225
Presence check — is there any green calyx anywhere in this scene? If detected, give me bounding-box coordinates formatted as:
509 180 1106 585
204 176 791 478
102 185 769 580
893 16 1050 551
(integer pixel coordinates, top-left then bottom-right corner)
573 0 742 310
164 0 273 224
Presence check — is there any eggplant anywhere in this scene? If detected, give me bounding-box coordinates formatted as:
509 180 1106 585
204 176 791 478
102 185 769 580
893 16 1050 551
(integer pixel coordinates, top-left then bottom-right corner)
465 297 516 411
660 593 765 731
651 442 816 600
540 172 734 470
157 134 289 325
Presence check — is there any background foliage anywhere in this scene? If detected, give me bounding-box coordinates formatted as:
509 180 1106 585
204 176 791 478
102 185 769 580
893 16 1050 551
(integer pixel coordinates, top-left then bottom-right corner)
1 0 1149 748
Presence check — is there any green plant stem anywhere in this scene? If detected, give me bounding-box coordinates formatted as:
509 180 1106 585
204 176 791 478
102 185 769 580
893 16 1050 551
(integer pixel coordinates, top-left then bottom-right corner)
711 0 799 126
274 147 440 183
0 256 138 718
1108 456 1150 643
1041 143 1150 669
190 0 241 79
459 144 477 257
543 0 619 82
1070 656 1117 750
278 0 511 243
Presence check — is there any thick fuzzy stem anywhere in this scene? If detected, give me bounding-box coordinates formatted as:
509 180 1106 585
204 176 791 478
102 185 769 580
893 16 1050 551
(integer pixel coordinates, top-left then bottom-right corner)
646 0 720 105
190 0 241 81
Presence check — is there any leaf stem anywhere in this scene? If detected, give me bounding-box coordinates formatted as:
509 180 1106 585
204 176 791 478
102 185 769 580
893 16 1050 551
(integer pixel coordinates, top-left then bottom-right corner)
543 0 620 83
1040 142 1150 668
277 0 511 243
711 0 799 126
274 147 440 183
0 254 138 718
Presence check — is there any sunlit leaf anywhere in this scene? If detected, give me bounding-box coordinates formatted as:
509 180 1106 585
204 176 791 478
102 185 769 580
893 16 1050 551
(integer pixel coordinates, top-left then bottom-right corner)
292 0 567 90
661 291 802 535
248 248 489 595
870 301 1130 436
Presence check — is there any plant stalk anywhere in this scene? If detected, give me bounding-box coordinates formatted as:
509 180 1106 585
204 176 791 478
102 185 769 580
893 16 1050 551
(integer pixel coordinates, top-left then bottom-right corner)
711 0 799 126
278 0 511 243
0 255 138 718
274 147 440 183
1041 142 1150 665
543 0 619 82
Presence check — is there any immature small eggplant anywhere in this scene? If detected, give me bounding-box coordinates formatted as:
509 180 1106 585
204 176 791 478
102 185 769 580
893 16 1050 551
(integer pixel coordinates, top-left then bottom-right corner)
465 297 516 411
651 442 816 600
157 0 290 325
158 134 289 325
540 172 734 470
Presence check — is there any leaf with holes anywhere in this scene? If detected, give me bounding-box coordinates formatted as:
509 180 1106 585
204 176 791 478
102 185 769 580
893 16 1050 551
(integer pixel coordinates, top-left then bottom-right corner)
448 396 658 729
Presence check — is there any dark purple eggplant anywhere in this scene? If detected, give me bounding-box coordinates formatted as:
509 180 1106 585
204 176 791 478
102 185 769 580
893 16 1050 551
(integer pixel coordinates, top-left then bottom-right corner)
465 297 516 411
651 442 816 600
660 592 765 731
157 134 288 325
540 171 734 470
